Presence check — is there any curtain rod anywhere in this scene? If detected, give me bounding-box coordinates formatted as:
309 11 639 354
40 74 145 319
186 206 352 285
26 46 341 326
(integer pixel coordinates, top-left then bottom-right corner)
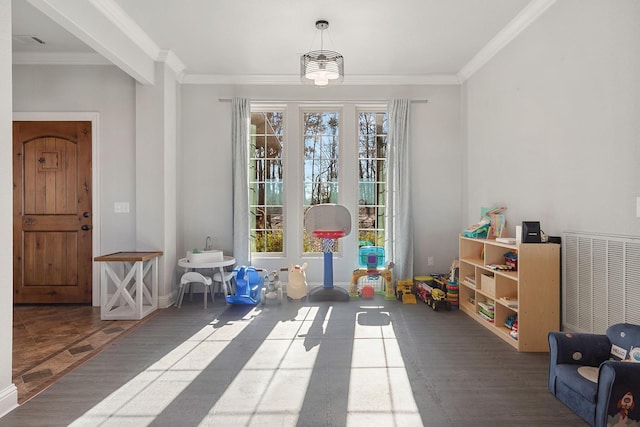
217 98 427 104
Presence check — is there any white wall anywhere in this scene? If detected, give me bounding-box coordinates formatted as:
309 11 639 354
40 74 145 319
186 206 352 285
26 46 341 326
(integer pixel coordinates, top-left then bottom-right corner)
13 65 138 252
463 0 640 238
0 0 18 416
11 67 462 293
135 61 179 305
179 84 462 281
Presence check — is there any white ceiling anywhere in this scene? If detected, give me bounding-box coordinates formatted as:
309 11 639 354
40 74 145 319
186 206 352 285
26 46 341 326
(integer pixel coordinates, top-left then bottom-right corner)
11 0 552 84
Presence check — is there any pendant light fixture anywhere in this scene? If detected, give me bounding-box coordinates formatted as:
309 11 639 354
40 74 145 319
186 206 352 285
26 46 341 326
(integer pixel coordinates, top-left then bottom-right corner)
300 20 344 87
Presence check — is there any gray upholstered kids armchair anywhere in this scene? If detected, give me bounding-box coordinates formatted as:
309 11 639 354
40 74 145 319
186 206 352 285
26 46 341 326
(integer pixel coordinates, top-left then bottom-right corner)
548 323 640 427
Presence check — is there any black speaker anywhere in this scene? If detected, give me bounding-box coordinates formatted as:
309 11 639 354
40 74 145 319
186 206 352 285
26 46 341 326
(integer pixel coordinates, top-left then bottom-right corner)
522 221 541 243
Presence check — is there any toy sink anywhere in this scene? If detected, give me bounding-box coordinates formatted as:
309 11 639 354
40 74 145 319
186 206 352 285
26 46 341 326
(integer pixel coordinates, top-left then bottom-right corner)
186 249 223 263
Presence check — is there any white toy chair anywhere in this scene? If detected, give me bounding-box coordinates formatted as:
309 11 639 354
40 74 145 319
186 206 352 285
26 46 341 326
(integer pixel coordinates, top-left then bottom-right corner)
177 272 214 309
212 270 234 296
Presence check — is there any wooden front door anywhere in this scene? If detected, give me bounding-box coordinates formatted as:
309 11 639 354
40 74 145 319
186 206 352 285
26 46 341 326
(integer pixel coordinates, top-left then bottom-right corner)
13 121 92 303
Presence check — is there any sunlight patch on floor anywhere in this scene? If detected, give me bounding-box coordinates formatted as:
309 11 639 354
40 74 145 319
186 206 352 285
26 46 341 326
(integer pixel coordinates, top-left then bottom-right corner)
200 306 325 426
66 303 423 426
68 307 262 426
347 307 423 427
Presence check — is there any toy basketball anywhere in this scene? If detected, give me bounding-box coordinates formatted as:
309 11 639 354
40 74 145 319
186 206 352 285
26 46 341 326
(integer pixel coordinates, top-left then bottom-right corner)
361 285 375 299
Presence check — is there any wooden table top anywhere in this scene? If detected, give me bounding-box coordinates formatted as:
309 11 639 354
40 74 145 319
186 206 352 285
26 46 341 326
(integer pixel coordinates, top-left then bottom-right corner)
94 251 163 262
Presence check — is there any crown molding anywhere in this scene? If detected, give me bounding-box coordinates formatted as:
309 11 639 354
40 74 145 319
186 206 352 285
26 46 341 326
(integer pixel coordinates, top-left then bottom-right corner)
89 0 160 60
157 50 186 80
87 1 186 80
18 0 553 87
182 73 461 86
458 0 557 82
12 51 111 65
25 0 155 84
12 50 185 75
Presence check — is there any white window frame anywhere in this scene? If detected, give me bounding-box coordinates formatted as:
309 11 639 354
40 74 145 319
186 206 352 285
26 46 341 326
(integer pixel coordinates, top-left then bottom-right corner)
249 105 286 258
300 106 343 257
249 103 386 285
356 108 388 250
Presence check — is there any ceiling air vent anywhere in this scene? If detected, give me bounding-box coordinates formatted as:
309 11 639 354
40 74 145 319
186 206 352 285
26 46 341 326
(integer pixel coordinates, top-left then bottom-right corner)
13 35 46 45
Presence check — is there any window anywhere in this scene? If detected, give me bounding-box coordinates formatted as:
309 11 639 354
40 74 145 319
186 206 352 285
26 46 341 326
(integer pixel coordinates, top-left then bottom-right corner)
302 111 340 253
249 110 284 254
358 111 388 248
248 105 388 262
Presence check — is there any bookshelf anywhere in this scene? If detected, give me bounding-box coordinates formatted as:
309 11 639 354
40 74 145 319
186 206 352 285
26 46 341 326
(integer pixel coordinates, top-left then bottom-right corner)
458 236 560 352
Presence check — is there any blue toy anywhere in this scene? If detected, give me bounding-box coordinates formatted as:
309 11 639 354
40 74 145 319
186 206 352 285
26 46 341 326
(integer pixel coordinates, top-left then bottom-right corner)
226 266 263 305
359 246 385 273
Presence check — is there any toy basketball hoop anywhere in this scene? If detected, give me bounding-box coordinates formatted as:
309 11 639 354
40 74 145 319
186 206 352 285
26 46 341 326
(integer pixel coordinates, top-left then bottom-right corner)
304 204 351 302
312 230 346 239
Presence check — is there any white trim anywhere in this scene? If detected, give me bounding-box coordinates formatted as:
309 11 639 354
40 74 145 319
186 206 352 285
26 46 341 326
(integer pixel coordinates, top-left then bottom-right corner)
25 0 155 84
458 0 557 82
89 0 160 60
12 51 111 65
157 50 186 81
0 384 18 419
182 73 461 86
89 1 187 80
17 0 552 87
13 50 187 82
13 112 102 307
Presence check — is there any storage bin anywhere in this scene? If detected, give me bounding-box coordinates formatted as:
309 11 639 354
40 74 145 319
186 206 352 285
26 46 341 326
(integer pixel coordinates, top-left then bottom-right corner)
481 273 496 296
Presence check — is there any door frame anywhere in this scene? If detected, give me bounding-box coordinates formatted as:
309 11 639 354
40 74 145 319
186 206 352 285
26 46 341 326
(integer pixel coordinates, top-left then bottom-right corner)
13 112 101 306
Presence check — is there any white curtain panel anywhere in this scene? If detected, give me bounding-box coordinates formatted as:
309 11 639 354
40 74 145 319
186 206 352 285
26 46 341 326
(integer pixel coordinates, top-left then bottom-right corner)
386 99 413 281
232 98 250 265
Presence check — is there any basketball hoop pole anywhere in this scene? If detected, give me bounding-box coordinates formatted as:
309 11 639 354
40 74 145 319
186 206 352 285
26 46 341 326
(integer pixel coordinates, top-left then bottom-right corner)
304 204 352 302
322 239 334 288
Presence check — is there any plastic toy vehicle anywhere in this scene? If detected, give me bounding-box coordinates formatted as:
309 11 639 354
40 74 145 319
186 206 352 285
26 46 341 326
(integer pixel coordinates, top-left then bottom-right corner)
427 288 450 311
396 279 416 304
226 266 262 305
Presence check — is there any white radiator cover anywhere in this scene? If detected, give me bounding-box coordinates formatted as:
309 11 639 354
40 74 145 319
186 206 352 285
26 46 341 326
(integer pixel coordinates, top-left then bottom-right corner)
563 232 640 333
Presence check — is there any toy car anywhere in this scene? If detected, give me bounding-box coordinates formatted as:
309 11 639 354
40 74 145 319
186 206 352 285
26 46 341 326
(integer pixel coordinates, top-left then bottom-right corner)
395 279 416 303
427 288 451 311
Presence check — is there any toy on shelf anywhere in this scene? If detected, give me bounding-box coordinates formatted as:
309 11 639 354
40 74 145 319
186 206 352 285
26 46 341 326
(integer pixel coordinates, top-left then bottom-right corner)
261 270 283 304
510 320 519 340
349 246 394 300
304 204 351 302
396 279 416 304
286 263 308 300
505 314 517 330
226 266 262 305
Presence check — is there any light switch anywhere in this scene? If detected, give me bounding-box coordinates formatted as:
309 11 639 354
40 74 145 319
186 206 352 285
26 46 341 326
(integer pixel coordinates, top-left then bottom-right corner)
114 202 130 213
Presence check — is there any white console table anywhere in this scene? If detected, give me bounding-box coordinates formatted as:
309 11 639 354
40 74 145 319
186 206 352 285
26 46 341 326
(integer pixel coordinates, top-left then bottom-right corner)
95 251 163 320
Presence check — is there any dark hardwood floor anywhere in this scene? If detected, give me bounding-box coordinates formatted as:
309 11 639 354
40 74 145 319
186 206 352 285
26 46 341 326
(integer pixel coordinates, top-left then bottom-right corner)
4 296 587 426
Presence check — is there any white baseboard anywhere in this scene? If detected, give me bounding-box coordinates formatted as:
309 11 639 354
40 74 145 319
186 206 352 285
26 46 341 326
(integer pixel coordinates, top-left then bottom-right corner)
0 383 18 419
156 282 352 308
158 292 176 309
